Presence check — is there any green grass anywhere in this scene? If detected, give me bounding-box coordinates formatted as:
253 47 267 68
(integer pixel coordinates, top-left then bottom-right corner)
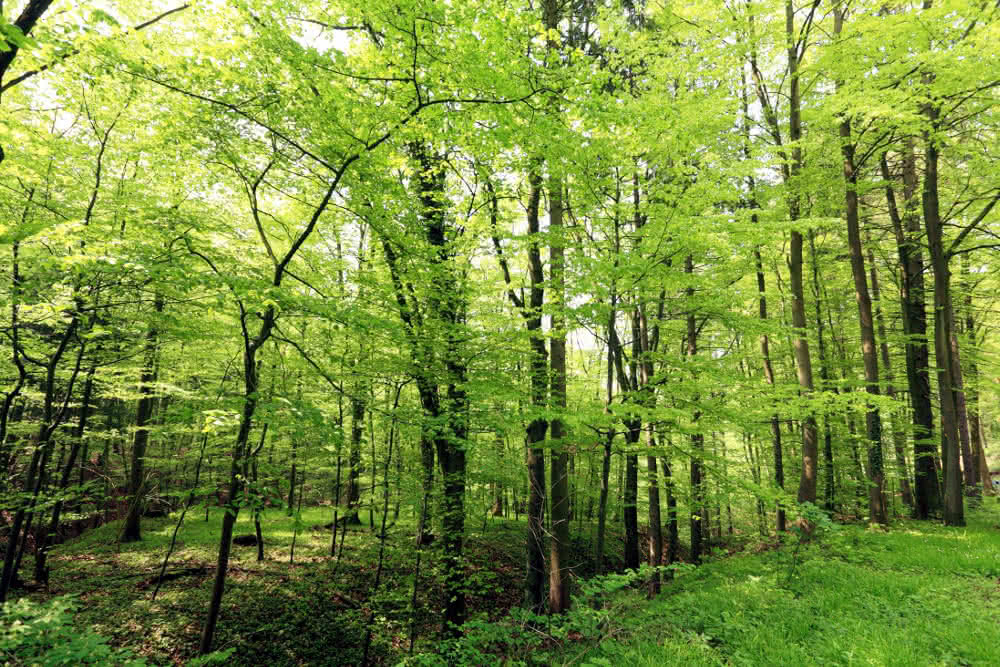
23 502 1000 665
559 505 1000 667
25 505 537 665
36 506 392 664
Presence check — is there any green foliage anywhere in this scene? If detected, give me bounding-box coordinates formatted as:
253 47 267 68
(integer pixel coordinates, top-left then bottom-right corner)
405 564 675 666
2 0 1000 664
0 597 146 666
557 508 1000 667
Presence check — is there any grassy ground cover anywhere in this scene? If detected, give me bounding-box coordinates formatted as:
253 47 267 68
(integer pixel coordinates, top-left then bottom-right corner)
8 503 1000 665
17 507 538 665
556 504 1000 667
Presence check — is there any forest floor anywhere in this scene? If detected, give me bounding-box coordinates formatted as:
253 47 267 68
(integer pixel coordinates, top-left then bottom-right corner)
14 502 1000 665
552 502 1000 667
22 505 620 665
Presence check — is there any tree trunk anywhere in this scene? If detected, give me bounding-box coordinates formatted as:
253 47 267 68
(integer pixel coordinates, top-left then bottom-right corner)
548 172 571 614
836 63 887 524
742 63 785 532
345 393 364 524
595 433 612 571
123 295 164 542
418 147 469 636
964 257 990 494
808 233 836 512
34 363 97 582
661 451 679 574
416 433 435 545
251 422 269 562
785 0 820 507
646 443 662 596
522 169 548 614
286 439 297 517
923 106 964 526
639 302 662 595
755 249 785 531
200 340 264 653
623 420 641 571
0 238 30 490
949 329 977 497
686 255 704 564
882 149 940 518
868 243 914 510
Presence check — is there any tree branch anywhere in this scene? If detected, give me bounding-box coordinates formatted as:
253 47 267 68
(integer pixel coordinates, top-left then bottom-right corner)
1 4 191 93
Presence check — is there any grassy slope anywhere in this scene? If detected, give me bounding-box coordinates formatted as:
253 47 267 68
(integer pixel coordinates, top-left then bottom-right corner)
562 505 1000 667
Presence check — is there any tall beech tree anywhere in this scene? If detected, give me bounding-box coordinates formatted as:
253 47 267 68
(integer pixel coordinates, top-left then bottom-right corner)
832 4 887 525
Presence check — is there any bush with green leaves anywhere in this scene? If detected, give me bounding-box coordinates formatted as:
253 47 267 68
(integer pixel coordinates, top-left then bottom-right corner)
0 597 147 666
402 565 674 666
1 597 235 667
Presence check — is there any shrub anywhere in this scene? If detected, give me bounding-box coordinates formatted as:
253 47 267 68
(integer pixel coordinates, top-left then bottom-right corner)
0 596 147 666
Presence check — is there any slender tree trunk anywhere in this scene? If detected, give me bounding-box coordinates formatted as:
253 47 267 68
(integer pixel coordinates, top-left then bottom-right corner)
595 433 613 570
200 331 266 654
34 363 97 582
416 433 435 545
491 432 505 517
662 450 679 574
808 234 836 512
637 280 664 593
882 150 940 518
252 423 268 562
488 169 548 610
782 0 821 507
922 103 964 526
976 421 991 493
286 438 297 517
742 64 785 531
331 451 342 556
345 393 364 524
548 172 571 614
963 257 989 494
522 169 549 614
756 248 785 531
686 255 705 564
0 236 30 488
949 328 977 497
623 419 640 571
646 438 662 596
835 43 888 524
868 243 914 509
123 295 164 541
422 150 469 636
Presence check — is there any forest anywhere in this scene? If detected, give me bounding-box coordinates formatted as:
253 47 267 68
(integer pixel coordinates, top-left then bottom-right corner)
2 0 1000 664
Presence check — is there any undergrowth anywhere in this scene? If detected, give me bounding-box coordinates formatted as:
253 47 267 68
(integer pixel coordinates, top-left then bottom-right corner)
11 502 1000 665
556 504 1000 667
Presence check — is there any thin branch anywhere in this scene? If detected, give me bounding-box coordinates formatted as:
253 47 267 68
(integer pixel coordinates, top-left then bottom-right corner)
1 4 191 93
